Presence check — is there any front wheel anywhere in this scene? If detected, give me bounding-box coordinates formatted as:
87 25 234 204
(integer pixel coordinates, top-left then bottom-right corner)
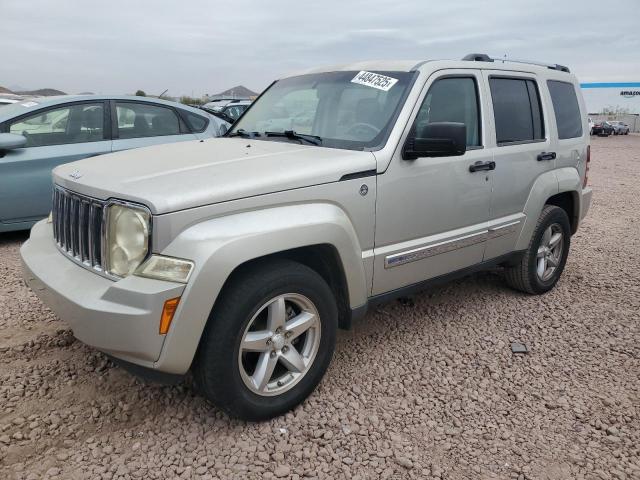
504 205 571 294
194 259 338 421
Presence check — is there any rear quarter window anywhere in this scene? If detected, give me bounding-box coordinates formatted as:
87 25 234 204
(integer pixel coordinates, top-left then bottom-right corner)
547 80 583 139
184 111 208 132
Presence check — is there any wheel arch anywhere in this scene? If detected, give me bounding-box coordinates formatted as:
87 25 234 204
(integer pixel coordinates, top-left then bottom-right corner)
153 203 367 374
546 190 579 234
217 244 352 331
515 167 582 251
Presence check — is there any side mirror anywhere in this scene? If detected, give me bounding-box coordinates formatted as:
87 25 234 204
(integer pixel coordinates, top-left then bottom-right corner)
403 122 466 160
0 133 27 153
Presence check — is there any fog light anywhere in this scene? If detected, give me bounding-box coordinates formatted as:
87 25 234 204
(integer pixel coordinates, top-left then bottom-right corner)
160 297 181 335
134 255 194 283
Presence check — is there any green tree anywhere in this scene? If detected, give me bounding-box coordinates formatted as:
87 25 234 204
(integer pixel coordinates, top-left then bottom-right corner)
135 90 146 97
179 95 204 106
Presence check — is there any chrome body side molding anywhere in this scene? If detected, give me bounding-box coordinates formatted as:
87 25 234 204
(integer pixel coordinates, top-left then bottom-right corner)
384 220 521 269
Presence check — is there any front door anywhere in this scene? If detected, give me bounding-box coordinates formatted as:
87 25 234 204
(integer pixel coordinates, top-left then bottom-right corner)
0 101 111 225
373 70 493 295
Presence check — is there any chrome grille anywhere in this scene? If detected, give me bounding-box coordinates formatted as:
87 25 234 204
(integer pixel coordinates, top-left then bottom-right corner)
52 186 104 270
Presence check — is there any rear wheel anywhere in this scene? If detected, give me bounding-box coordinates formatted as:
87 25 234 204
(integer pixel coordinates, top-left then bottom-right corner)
505 205 571 294
194 259 338 421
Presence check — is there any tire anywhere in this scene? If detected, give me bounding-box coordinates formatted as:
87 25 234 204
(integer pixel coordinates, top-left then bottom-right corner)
504 205 571 294
194 259 338 421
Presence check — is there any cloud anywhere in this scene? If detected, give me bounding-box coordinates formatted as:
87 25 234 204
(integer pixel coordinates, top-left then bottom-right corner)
1 0 638 95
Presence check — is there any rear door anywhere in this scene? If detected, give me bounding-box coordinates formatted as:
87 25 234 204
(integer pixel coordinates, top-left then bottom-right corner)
0 101 110 225
110 101 198 152
481 72 554 260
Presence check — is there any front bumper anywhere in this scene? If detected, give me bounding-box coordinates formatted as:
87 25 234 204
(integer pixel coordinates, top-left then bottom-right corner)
21 220 185 368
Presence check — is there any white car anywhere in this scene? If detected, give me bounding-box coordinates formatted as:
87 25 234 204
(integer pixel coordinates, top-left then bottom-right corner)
202 99 252 122
588 117 594 135
0 98 20 107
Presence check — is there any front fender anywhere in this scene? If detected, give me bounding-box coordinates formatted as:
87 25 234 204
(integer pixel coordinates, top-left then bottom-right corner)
154 202 367 374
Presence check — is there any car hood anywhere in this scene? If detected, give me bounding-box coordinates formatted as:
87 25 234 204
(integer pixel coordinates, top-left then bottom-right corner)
53 138 377 214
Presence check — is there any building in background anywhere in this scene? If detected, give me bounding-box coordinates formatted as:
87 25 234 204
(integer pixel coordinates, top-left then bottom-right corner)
581 82 640 132
205 85 258 102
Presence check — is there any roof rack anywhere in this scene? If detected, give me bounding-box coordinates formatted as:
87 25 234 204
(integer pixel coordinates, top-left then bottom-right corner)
461 53 570 73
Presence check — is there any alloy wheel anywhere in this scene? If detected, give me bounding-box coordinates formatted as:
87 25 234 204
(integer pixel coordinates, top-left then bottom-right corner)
238 293 321 396
536 223 564 282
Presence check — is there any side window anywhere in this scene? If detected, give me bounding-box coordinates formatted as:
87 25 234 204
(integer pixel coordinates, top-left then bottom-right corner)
225 105 246 120
9 103 104 147
116 102 181 139
414 77 481 147
547 80 583 139
184 111 208 132
489 77 544 144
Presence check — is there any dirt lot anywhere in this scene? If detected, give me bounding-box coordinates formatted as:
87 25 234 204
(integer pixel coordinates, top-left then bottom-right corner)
1 135 639 480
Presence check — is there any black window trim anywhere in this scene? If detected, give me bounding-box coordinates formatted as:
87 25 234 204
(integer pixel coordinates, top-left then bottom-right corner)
176 108 210 134
488 74 547 147
546 79 583 141
411 72 484 151
1 100 111 143
111 99 191 140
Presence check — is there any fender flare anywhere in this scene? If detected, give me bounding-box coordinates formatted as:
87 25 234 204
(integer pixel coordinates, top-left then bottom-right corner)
154 202 367 374
515 167 581 251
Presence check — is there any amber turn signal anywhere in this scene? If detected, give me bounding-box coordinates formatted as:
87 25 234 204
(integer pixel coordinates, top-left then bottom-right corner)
159 297 180 334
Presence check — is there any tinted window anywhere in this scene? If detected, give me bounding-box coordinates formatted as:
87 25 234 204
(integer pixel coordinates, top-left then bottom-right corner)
9 103 104 147
414 77 481 146
185 111 208 132
489 78 544 144
116 102 181 139
547 80 582 139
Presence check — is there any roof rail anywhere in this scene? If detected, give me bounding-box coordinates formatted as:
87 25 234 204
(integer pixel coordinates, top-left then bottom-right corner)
461 53 570 73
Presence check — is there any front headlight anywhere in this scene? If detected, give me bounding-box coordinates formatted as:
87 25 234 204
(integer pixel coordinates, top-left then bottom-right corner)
105 203 151 277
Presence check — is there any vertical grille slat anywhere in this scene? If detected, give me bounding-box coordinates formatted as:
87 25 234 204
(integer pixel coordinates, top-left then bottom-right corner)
52 186 104 271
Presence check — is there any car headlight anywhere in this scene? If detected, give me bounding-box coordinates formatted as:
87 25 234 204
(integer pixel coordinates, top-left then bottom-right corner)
105 203 151 277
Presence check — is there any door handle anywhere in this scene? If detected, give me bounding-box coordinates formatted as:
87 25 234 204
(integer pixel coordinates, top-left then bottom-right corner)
537 151 556 161
469 160 496 172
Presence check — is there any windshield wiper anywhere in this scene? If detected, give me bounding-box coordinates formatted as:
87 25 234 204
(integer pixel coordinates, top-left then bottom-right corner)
264 130 322 146
227 129 260 138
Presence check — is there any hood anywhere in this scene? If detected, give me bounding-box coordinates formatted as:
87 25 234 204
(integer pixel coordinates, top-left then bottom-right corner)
53 138 376 214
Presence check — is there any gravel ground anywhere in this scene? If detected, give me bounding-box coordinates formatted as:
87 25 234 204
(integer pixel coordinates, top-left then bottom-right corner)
1 135 639 480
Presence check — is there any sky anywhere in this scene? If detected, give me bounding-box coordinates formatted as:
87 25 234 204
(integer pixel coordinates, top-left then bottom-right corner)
2 0 639 97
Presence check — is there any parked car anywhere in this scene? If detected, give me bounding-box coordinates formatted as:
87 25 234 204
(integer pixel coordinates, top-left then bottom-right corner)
201 99 252 123
588 117 594 135
591 120 614 136
22 54 592 420
0 95 221 232
0 98 21 107
609 121 630 135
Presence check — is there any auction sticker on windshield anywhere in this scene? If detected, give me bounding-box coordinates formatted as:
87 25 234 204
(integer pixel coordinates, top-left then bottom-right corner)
351 71 398 91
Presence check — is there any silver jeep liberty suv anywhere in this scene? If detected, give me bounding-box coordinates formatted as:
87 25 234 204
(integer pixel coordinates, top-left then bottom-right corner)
22 54 592 420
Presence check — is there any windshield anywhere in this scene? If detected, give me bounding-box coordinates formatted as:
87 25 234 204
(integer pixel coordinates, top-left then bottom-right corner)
229 70 416 150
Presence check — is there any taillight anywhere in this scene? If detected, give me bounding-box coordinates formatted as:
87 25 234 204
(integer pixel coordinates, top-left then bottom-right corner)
583 145 590 188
